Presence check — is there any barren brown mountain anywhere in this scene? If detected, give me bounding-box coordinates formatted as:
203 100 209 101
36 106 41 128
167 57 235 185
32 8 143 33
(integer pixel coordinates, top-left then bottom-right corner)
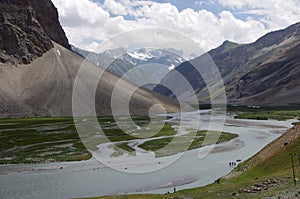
154 22 300 105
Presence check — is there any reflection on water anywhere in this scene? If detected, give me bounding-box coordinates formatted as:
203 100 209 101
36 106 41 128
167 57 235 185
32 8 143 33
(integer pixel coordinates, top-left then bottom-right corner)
0 111 296 199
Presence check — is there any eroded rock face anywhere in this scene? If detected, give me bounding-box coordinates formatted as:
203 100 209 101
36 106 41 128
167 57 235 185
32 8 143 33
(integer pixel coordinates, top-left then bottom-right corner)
0 0 70 64
30 0 71 50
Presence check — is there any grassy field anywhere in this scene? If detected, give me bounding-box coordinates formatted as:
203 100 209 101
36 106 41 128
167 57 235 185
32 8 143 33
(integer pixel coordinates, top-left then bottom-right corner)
234 107 300 121
0 117 91 164
138 130 238 157
0 116 177 164
235 110 300 120
0 115 239 163
83 126 300 199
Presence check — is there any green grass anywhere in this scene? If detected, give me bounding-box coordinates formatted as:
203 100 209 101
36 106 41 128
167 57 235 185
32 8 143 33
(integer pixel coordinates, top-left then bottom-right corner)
115 143 135 152
235 109 300 121
75 115 177 147
138 130 238 157
0 117 92 164
0 116 176 164
111 143 136 157
0 115 239 163
83 131 300 199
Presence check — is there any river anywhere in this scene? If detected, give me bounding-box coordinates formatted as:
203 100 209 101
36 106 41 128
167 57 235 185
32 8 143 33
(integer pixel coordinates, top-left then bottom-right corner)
0 110 296 199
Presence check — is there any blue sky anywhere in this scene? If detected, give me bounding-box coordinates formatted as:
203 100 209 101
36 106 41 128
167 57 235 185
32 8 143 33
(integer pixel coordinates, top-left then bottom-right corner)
52 0 300 53
149 0 223 13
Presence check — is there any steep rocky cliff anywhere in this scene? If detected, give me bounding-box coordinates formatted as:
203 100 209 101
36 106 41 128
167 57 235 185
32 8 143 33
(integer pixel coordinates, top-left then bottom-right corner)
30 0 70 50
0 0 70 64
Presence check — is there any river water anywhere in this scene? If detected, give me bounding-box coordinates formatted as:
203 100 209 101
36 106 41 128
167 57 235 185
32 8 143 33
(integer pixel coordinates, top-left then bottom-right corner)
0 111 296 199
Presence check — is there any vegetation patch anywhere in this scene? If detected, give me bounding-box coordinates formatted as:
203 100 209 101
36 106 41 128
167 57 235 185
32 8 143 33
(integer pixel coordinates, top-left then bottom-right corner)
0 116 175 164
110 143 136 157
0 117 92 164
138 130 238 157
235 109 300 121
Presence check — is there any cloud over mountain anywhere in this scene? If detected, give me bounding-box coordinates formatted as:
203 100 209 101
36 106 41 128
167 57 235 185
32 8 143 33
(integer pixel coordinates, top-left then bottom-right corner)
52 0 300 54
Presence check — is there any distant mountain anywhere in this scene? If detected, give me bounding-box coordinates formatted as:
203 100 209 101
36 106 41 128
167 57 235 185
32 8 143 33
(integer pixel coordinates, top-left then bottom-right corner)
154 22 300 105
72 46 186 88
0 0 180 118
119 48 185 69
71 45 117 68
73 46 185 69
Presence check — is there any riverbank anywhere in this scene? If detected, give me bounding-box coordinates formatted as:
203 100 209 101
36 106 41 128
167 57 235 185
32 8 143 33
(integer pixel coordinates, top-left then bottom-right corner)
90 123 300 199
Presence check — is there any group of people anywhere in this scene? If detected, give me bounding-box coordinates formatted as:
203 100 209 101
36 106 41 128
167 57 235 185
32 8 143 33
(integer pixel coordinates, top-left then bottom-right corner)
229 161 237 167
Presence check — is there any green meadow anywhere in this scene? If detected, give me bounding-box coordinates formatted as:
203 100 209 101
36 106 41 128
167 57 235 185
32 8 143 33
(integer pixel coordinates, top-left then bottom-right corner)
0 116 238 164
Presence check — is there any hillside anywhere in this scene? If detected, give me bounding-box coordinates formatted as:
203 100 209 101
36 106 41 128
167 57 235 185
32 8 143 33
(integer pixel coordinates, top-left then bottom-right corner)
0 0 180 118
154 22 300 105
227 123 300 177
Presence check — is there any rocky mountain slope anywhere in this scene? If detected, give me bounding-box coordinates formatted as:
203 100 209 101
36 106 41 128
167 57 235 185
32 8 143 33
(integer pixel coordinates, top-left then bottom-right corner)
0 0 180 118
154 22 300 105
30 0 71 50
0 0 70 64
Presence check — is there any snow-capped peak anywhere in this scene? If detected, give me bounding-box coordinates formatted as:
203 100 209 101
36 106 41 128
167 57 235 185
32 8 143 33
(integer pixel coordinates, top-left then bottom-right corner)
168 64 175 70
126 51 153 60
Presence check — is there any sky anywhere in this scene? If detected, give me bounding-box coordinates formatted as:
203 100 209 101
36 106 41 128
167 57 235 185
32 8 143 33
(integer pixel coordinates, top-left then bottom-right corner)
52 0 300 53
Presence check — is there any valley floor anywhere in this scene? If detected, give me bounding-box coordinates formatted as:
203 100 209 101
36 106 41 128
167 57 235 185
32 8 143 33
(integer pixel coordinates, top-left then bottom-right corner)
85 123 300 199
1 108 299 199
0 115 236 164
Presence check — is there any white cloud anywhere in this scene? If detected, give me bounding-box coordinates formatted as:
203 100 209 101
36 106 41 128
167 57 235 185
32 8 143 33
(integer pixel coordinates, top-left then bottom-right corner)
104 16 135 34
218 0 248 9
195 0 215 6
52 0 299 54
219 11 266 43
86 41 101 52
52 0 109 27
218 0 300 29
104 0 128 15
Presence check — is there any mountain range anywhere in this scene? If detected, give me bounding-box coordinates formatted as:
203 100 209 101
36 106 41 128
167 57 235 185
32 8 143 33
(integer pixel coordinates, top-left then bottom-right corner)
154 22 300 105
73 46 185 70
0 0 180 118
72 46 186 89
